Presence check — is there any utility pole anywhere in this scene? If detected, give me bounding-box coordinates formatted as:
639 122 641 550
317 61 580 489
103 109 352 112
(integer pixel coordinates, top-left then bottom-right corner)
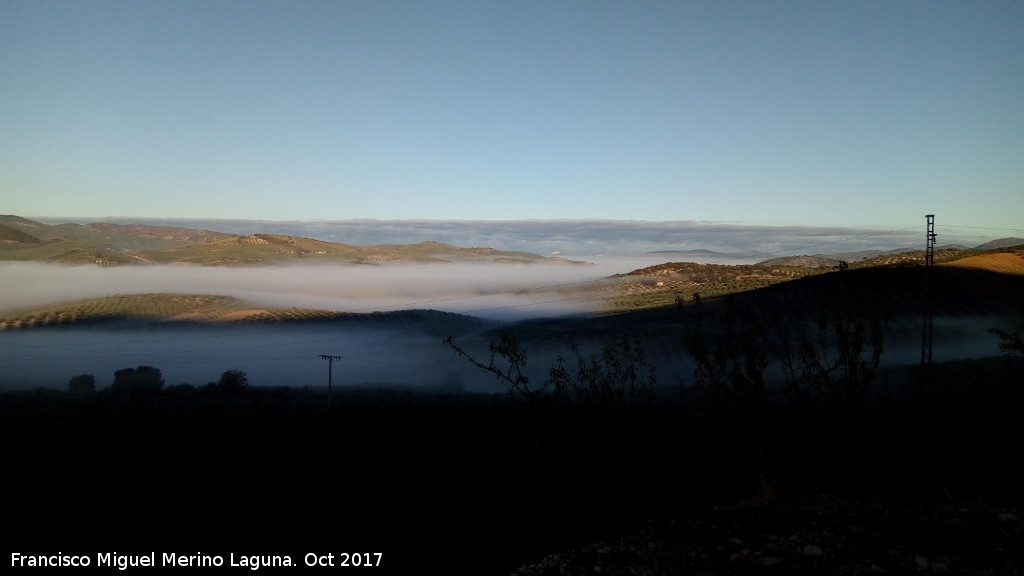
320 354 342 404
920 215 936 376
924 214 937 267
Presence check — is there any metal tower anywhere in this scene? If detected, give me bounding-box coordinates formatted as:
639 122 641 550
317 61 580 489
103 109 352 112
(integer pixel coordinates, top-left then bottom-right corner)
921 215 936 370
924 214 937 267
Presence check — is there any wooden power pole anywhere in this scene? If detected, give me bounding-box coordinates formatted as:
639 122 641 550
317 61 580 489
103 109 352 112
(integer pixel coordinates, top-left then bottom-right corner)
320 354 342 404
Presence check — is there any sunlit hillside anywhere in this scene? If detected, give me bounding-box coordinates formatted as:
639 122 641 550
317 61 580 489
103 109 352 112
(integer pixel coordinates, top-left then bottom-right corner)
939 251 1024 275
0 216 593 267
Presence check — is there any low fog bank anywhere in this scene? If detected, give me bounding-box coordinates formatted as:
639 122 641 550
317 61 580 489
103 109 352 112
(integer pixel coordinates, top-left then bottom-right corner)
0 324 498 393
882 314 1016 366
0 259 664 392
1 258 675 321
37 217 991 258
3 256 1016 394
0 311 1013 394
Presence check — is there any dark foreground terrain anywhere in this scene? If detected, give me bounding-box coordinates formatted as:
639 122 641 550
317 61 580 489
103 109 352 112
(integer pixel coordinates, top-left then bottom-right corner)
3 354 1023 575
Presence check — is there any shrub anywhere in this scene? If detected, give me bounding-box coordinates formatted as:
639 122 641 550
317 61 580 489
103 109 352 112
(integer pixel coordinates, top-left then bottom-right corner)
444 332 656 407
547 335 657 407
679 293 768 415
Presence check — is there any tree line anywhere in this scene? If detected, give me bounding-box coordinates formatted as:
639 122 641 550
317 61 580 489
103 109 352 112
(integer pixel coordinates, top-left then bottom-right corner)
65 367 250 396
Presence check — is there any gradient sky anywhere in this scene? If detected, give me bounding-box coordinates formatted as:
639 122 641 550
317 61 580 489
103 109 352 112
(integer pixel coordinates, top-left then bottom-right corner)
2 0 1022 233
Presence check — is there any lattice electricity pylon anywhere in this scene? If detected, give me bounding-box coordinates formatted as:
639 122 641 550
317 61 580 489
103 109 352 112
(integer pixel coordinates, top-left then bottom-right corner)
924 214 937 266
921 215 936 371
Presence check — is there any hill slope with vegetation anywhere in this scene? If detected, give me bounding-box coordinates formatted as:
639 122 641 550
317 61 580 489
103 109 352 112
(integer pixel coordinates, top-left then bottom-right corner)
0 215 591 267
604 244 1024 312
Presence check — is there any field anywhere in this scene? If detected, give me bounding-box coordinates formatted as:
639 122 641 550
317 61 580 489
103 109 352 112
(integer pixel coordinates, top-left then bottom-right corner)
0 293 353 329
939 251 1024 275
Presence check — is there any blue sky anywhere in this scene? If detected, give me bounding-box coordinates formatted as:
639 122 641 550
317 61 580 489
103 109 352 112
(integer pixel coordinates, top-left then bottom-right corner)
2 0 1022 233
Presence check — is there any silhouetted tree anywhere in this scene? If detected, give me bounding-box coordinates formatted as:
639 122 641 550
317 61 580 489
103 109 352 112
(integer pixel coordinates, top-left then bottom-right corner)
67 374 95 396
110 366 164 395
216 369 249 391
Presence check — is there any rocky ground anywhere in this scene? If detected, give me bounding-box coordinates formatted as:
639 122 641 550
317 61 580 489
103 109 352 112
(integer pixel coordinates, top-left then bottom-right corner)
510 495 1023 575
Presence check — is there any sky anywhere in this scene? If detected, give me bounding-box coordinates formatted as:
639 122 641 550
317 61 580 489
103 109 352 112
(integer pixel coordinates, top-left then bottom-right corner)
2 0 1023 234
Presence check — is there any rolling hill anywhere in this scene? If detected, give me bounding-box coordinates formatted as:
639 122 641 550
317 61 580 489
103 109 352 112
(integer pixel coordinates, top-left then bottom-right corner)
0 292 496 335
483 245 1024 384
0 223 43 244
0 216 592 267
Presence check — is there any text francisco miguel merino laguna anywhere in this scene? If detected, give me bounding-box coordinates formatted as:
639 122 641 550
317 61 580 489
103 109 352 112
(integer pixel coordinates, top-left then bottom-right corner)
12 552 302 570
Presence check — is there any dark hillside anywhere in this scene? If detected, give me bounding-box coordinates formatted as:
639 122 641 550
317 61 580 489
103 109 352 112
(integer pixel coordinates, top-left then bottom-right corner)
747 259 1024 319
0 223 42 244
478 255 1024 409
516 259 1023 343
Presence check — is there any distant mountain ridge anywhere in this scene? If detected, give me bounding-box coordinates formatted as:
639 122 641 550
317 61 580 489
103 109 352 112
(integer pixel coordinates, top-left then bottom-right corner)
645 243 1023 267
975 237 1024 250
5 213 1019 271
0 215 591 267
36 216 1003 257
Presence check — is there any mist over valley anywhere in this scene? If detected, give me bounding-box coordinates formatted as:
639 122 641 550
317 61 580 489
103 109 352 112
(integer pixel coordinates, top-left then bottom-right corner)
1 215 1022 395
0 258 628 392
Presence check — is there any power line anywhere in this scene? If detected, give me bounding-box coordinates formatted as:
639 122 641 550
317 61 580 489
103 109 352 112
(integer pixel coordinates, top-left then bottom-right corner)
941 224 1024 233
